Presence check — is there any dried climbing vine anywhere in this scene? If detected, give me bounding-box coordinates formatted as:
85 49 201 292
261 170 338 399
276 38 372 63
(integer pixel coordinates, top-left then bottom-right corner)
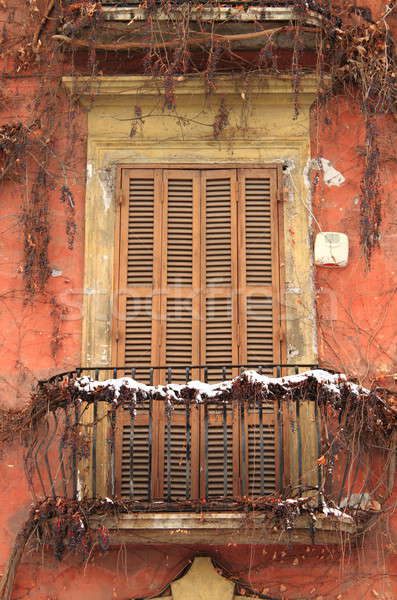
0 0 395 285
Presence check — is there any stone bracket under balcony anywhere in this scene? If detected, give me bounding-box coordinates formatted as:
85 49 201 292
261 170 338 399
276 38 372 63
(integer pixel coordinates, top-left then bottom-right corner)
88 510 358 545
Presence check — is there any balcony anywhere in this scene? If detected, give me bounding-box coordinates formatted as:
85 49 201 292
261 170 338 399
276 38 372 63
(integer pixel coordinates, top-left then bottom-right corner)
28 364 389 546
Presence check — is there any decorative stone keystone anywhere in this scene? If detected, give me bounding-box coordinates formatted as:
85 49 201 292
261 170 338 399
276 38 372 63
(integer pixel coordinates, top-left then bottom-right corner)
152 556 258 599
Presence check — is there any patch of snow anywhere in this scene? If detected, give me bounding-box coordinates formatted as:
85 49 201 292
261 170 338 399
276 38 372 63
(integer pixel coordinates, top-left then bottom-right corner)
73 369 369 406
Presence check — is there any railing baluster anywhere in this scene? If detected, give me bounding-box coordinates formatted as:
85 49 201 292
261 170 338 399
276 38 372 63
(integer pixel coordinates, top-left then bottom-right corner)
42 413 57 499
24 432 38 502
223 403 228 496
33 433 47 498
185 367 190 383
131 367 136 379
167 367 172 384
315 396 322 501
130 401 135 499
72 403 79 500
276 363 284 492
149 368 154 386
147 398 152 501
64 406 71 497
185 402 191 499
204 402 209 500
109 406 116 498
259 399 264 496
204 367 208 383
296 396 303 496
166 404 172 502
58 408 67 497
277 397 284 494
222 366 227 381
91 369 99 498
240 401 246 496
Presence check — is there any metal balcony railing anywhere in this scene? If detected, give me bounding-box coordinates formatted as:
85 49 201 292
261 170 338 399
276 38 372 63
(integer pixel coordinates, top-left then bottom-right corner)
30 363 322 508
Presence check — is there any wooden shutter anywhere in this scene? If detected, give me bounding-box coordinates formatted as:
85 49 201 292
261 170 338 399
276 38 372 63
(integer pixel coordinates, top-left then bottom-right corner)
157 170 201 499
114 169 162 498
238 169 280 372
115 169 162 377
237 168 280 497
200 170 239 383
198 170 241 497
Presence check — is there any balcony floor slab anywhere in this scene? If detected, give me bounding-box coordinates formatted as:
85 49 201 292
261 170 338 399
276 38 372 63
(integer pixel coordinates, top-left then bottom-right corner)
88 511 358 545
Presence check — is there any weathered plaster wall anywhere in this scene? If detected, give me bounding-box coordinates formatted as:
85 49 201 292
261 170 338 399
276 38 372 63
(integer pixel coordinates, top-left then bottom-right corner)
311 99 397 385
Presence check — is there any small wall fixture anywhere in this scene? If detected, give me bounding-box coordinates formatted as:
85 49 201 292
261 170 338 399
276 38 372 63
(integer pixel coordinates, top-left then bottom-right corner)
314 232 349 267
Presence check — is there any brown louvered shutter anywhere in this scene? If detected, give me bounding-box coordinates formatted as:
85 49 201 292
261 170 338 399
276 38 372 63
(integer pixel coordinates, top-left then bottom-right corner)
237 168 280 497
114 169 162 498
200 170 239 383
157 170 201 499
198 170 241 497
238 168 280 370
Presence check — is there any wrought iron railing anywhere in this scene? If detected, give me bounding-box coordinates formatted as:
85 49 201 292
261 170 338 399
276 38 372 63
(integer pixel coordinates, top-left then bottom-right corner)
28 363 322 507
21 363 393 527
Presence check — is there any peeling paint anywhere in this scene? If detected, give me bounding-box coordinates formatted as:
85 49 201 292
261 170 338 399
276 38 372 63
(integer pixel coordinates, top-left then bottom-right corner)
304 157 346 188
287 346 300 358
98 168 114 211
87 162 93 179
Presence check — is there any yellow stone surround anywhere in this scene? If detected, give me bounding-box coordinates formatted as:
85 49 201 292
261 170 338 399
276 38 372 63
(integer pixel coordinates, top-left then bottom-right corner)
63 74 319 495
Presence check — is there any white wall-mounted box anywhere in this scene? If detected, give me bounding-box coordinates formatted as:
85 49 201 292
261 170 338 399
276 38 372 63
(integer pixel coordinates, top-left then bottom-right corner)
314 232 349 267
